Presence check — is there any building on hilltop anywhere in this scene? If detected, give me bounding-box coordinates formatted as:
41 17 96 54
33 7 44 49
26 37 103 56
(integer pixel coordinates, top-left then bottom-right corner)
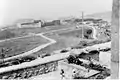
41 19 61 27
16 19 42 28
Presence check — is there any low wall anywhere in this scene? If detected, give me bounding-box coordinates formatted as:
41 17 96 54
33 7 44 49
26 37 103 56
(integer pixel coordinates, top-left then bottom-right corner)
0 61 57 79
0 53 69 79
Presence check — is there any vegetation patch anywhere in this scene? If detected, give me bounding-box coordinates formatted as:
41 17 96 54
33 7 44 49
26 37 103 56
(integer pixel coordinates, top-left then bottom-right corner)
0 36 48 59
7 24 75 38
58 27 93 39
0 30 15 40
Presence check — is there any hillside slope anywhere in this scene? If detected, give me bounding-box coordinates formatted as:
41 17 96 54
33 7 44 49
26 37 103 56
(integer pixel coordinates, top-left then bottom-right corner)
86 11 112 22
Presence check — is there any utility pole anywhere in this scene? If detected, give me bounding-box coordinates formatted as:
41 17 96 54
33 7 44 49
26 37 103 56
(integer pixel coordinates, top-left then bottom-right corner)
82 11 84 40
111 0 119 79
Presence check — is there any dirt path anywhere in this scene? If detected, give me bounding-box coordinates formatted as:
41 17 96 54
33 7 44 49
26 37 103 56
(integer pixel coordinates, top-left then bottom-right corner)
0 26 104 77
1 27 74 62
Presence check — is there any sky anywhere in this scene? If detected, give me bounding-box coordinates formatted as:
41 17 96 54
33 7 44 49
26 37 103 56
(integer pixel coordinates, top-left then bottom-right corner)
0 0 112 27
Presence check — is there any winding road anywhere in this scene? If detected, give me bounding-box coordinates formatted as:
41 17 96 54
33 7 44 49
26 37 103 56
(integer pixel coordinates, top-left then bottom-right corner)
0 27 75 74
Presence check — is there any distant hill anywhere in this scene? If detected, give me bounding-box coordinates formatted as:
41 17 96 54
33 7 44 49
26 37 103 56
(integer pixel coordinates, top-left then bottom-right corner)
85 11 112 22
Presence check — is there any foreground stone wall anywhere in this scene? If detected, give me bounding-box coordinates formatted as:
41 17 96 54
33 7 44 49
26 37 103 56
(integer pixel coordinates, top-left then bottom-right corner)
0 61 58 79
0 52 69 79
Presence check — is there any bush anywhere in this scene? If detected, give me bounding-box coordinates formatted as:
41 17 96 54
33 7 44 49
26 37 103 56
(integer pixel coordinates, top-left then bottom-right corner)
41 53 51 58
79 41 88 47
86 29 92 34
84 29 93 39
60 49 69 53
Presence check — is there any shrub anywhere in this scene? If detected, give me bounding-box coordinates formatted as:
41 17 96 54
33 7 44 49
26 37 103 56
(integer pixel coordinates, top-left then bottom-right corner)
86 29 92 34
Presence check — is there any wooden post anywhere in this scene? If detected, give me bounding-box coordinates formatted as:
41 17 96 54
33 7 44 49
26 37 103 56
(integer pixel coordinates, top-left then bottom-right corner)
82 12 84 40
111 0 119 79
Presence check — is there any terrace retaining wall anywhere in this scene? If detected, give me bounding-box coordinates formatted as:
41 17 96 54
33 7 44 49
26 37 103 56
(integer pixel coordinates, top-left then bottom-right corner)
0 61 58 79
0 53 69 79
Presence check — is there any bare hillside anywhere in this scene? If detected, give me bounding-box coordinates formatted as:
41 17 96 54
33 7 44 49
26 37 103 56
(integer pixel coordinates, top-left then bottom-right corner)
86 11 112 22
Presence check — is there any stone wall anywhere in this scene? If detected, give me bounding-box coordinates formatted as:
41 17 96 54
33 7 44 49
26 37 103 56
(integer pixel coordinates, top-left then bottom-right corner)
0 61 58 79
0 53 69 79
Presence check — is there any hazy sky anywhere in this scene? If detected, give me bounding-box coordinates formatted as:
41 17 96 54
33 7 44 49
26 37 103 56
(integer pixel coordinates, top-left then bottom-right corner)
0 0 112 26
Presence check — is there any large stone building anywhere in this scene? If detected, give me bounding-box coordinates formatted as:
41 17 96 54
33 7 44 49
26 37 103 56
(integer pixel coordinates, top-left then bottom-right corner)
16 19 42 28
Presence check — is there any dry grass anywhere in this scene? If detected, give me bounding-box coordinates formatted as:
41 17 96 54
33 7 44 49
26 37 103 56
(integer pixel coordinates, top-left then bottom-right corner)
58 29 82 38
33 29 81 56
0 24 75 58
7 24 75 38
0 36 48 58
